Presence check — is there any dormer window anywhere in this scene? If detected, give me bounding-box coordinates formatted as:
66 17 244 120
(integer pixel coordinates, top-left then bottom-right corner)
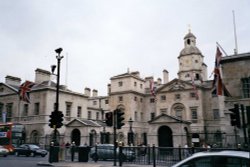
187 39 191 45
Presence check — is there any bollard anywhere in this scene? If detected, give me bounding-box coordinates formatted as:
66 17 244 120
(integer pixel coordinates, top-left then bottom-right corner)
71 141 75 162
152 144 156 167
49 142 54 163
119 146 123 167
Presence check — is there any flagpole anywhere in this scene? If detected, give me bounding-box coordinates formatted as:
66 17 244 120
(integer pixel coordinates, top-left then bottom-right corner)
232 10 238 55
216 42 228 57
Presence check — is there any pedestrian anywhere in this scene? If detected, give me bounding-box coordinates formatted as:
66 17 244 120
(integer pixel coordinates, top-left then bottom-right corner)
184 144 189 158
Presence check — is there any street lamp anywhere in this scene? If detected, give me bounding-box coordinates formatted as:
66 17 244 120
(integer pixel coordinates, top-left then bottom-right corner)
128 118 134 146
51 48 64 142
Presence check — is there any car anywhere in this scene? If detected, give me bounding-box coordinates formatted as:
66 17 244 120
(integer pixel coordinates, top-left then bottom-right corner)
90 144 136 161
171 150 250 167
14 144 47 157
0 145 9 157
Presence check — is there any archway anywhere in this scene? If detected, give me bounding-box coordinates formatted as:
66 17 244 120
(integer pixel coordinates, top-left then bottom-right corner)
30 130 39 144
71 129 81 146
89 129 97 146
158 126 173 147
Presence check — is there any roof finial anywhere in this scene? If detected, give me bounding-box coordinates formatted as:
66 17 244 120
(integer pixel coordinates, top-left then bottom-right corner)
188 24 191 33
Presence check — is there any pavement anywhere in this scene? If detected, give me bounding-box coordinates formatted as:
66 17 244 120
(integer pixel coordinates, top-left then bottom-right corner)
37 161 160 167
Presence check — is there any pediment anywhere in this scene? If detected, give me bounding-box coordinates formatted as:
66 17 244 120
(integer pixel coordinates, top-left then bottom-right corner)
157 79 194 93
149 113 191 125
66 118 101 127
67 119 86 127
0 83 18 96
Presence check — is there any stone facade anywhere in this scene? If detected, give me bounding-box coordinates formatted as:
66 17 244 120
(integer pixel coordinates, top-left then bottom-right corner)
0 31 249 148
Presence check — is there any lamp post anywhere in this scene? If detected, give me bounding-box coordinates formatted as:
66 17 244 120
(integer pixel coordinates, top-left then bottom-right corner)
52 48 64 142
128 118 134 146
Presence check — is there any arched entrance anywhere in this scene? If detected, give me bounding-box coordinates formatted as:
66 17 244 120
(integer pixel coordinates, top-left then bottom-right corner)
71 129 81 146
158 126 173 147
30 130 39 144
89 130 97 146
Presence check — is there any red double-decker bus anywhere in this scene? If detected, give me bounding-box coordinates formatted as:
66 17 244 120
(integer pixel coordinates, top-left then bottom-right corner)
0 122 14 153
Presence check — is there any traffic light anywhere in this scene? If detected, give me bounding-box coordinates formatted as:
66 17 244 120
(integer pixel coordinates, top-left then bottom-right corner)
116 109 125 129
246 106 250 126
105 112 113 126
229 104 241 128
49 111 64 129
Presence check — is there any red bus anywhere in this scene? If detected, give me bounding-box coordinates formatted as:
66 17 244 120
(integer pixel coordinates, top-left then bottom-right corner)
0 122 14 153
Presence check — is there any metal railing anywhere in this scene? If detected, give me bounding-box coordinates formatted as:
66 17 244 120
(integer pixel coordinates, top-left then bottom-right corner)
48 145 249 167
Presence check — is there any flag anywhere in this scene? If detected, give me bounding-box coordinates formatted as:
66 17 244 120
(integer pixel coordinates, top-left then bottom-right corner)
212 47 223 95
150 80 156 97
19 81 35 103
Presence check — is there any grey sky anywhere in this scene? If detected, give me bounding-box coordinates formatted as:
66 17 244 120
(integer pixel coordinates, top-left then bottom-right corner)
1 0 249 95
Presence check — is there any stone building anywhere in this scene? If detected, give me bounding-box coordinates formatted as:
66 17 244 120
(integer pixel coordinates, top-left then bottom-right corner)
0 30 249 148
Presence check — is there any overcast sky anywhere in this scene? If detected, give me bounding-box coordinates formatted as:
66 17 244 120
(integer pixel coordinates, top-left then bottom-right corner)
0 0 249 96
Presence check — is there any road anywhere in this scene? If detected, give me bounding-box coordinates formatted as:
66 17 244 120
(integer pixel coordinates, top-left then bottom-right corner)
0 154 48 167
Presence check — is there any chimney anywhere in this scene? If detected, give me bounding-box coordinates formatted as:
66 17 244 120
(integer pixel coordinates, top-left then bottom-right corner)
92 89 98 97
145 76 153 88
163 69 169 84
84 87 91 97
35 68 51 83
131 71 140 77
157 78 162 85
5 75 21 86
107 84 111 94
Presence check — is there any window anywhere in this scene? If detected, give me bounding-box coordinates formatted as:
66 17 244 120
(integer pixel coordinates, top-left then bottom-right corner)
140 84 143 89
66 102 72 117
96 112 99 120
6 103 13 122
93 101 97 105
140 112 144 122
150 98 155 103
134 82 137 87
140 98 143 102
34 103 39 115
160 95 166 101
134 96 137 101
190 92 196 98
0 103 3 120
181 157 212 167
175 94 181 100
191 108 198 123
150 113 155 120
134 111 138 121
118 81 123 87
185 73 190 78
23 104 28 116
77 106 82 118
213 109 220 120
242 77 250 98
176 109 182 119
105 99 109 104
118 96 123 102
88 111 92 119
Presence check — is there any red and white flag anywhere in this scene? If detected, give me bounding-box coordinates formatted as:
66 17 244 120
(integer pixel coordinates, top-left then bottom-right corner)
212 47 223 96
150 80 156 97
19 81 35 103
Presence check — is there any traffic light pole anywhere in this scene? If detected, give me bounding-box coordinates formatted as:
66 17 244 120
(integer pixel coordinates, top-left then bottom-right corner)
113 110 117 166
54 48 63 143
